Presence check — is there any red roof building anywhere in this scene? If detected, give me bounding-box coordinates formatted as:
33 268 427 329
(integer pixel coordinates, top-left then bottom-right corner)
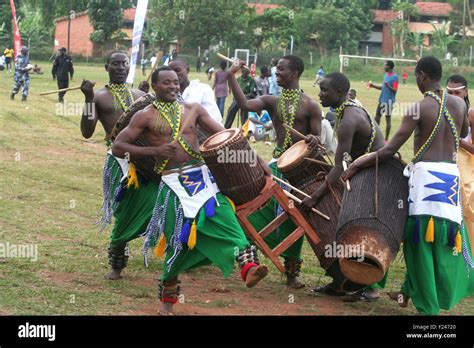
361 1 452 56
54 8 137 58
247 3 282 15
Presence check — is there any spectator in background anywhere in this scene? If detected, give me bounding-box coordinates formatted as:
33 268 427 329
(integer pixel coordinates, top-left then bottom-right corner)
11 46 31 102
4 46 13 73
268 57 281 96
254 66 271 97
250 61 256 78
150 54 157 69
0 54 5 71
402 70 408 85
348 88 362 107
206 65 215 81
225 66 256 128
213 60 229 117
196 56 201 73
247 109 274 144
313 65 325 87
141 57 148 76
368 60 398 141
52 47 74 103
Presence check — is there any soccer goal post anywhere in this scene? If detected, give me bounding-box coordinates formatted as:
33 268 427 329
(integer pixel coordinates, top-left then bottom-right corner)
339 54 418 74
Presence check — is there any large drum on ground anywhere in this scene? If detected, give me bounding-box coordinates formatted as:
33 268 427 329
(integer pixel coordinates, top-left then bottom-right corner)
278 141 365 292
277 140 330 186
111 93 161 183
337 156 408 286
200 128 266 206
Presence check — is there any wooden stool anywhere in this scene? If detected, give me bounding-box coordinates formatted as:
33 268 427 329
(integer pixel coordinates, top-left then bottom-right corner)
235 177 321 273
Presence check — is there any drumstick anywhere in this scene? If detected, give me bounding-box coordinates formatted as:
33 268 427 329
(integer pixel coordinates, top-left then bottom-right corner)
282 124 326 151
272 175 331 221
303 157 333 168
342 160 351 191
216 52 247 68
342 152 352 191
147 52 163 83
282 190 331 221
40 85 84 96
283 123 308 141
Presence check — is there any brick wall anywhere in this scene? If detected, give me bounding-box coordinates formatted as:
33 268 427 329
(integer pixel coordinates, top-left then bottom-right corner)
54 14 94 57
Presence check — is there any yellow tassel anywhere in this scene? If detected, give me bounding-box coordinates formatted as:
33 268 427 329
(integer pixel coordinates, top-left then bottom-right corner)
127 162 139 189
425 217 435 243
154 235 166 257
188 220 197 250
456 230 462 253
226 196 236 213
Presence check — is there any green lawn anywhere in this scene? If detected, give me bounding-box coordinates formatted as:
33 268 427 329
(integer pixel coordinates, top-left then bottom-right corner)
0 62 473 315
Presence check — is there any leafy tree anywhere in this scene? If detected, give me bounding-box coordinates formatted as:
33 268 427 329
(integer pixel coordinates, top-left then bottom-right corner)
147 0 254 53
87 0 124 51
295 0 374 56
431 22 459 57
389 1 419 57
254 7 297 52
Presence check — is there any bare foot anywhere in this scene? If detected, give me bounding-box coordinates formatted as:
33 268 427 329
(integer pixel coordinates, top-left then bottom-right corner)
387 291 409 308
286 276 305 289
159 302 175 316
245 265 268 288
106 268 122 280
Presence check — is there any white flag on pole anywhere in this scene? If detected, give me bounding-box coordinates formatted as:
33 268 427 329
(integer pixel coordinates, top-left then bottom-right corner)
126 0 148 84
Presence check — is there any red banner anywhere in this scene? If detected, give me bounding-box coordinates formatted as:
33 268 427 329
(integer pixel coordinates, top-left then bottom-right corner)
10 0 22 58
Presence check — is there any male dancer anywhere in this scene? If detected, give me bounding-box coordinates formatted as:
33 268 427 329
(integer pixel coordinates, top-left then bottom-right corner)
344 57 474 315
80 51 156 280
113 66 270 314
228 55 322 288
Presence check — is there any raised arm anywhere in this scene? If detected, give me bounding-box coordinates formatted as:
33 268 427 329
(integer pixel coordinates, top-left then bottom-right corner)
228 63 270 112
112 110 176 160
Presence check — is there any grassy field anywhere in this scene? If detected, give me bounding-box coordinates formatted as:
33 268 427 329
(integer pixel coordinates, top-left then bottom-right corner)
0 61 473 316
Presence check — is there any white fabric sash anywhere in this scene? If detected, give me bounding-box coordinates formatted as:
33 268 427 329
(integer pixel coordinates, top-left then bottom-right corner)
404 161 462 225
162 165 220 219
107 149 130 182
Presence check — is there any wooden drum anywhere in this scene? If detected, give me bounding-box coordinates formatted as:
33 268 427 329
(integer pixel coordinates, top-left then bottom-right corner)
200 128 266 206
277 140 329 186
337 156 408 285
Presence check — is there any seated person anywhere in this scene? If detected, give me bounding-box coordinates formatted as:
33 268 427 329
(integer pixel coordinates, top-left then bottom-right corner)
247 110 274 144
321 114 338 155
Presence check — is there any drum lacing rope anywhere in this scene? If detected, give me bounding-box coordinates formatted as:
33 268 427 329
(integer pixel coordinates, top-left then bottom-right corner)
319 173 342 207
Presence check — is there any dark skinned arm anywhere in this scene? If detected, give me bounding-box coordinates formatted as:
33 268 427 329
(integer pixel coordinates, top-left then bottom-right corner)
300 116 355 211
112 110 177 160
343 103 419 181
196 104 271 176
80 80 99 138
227 63 271 112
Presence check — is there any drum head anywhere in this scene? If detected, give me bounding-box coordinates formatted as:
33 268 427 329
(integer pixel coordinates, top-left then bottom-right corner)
277 140 311 171
200 128 240 152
